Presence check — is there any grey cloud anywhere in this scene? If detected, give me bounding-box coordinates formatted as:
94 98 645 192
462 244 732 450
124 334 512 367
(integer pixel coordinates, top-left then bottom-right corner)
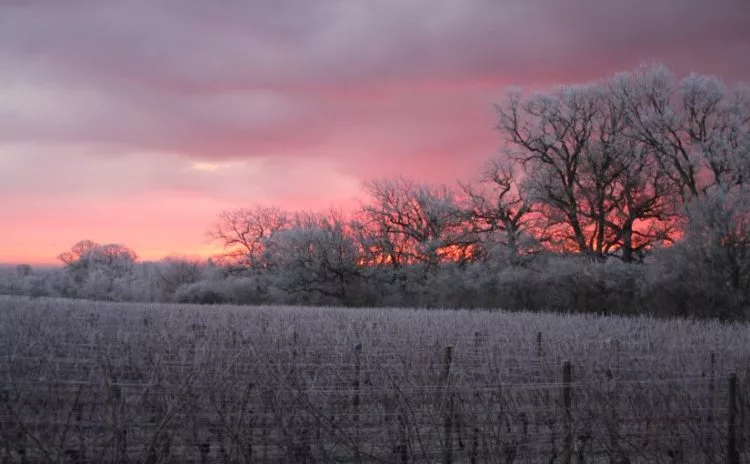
3 0 747 87
0 0 747 161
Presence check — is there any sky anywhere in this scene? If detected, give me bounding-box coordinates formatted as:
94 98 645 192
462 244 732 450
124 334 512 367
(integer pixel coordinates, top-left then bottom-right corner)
1 0 749 264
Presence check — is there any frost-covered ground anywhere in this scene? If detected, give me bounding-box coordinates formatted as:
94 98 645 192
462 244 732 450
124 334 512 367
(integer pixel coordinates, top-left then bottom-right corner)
1 296 748 462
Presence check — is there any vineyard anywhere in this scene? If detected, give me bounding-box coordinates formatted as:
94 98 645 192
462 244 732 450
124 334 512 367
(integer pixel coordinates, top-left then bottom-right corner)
1 296 749 463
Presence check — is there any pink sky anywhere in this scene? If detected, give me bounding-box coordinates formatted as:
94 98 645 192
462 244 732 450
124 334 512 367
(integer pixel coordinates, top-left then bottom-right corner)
1 0 749 264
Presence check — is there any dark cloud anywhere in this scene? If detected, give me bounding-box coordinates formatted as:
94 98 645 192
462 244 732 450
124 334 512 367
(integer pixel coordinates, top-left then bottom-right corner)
4 0 746 83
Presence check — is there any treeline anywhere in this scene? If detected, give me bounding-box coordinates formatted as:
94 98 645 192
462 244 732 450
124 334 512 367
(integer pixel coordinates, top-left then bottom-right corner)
3 64 749 320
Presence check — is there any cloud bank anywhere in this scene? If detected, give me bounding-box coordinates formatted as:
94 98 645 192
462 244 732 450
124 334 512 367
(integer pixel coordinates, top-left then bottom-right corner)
1 0 748 262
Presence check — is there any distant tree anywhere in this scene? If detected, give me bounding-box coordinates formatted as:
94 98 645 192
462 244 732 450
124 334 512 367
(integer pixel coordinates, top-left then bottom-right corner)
360 178 477 270
615 65 750 200
13 64 745 320
15 264 32 277
671 186 750 317
58 241 136 279
492 64 747 261
461 158 537 265
495 83 602 255
208 206 289 270
57 240 137 298
58 240 99 271
154 257 205 299
265 210 363 303
595 75 680 261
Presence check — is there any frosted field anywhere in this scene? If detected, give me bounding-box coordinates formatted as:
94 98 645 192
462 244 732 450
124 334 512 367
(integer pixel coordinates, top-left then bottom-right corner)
1 296 749 463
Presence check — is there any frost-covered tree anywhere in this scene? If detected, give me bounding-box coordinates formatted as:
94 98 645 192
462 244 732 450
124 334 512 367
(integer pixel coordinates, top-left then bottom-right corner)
648 186 750 319
6 64 747 319
265 210 363 304
461 158 538 265
615 65 750 200
494 64 747 261
58 241 137 280
208 206 289 270
0 264 49 298
154 257 206 297
15 264 32 277
57 240 138 299
496 83 602 255
361 178 477 270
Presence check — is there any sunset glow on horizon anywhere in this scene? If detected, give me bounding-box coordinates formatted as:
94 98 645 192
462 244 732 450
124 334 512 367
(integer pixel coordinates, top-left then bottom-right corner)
2 1 749 265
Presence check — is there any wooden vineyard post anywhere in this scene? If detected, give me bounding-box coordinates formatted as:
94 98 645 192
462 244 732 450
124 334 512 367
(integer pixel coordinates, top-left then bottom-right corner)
537 332 543 358
562 360 573 464
442 346 454 464
709 352 716 424
472 332 482 464
474 331 481 367
707 351 716 455
353 343 363 464
261 387 271 464
727 373 739 464
398 409 409 464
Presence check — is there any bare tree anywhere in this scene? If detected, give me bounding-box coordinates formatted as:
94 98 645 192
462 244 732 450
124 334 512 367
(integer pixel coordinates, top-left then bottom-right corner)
614 64 750 200
583 81 678 261
208 206 289 270
265 210 362 302
461 158 536 265
361 178 477 270
494 66 719 261
154 257 205 298
496 84 601 255
604 139 678 262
